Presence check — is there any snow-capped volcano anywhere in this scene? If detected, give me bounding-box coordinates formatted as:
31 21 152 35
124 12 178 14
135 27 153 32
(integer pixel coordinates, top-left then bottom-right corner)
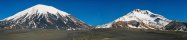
5 4 69 21
1 4 91 30
97 9 171 30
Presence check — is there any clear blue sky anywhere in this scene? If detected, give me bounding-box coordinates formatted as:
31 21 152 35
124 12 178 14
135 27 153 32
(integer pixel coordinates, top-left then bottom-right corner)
0 0 187 26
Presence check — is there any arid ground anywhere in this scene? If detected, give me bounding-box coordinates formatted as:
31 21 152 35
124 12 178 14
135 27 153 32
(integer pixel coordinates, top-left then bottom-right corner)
0 28 187 40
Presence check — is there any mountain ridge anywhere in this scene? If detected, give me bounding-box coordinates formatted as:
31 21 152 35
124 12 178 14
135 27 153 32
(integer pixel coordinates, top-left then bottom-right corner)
0 4 91 30
0 4 186 31
97 9 187 32
97 9 171 30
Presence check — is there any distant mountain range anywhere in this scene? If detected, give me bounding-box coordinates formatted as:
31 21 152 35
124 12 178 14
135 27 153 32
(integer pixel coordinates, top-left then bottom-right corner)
0 4 186 31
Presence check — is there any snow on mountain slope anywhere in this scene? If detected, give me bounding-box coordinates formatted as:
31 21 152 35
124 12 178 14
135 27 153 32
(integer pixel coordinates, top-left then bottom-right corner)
96 22 113 28
4 4 69 21
1 4 91 30
97 9 171 30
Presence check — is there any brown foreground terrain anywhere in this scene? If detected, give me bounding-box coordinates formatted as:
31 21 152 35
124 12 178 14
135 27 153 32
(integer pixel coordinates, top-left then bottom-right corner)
0 28 187 40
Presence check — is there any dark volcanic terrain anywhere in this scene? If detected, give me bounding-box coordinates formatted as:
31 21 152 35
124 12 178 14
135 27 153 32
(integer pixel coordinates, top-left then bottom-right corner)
0 28 186 40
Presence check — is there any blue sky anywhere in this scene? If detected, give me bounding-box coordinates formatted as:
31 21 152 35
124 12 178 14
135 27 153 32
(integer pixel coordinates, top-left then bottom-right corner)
0 0 187 26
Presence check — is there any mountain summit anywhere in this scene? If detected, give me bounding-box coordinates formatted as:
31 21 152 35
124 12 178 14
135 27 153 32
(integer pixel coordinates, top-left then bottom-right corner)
5 4 69 21
97 9 171 30
1 4 91 30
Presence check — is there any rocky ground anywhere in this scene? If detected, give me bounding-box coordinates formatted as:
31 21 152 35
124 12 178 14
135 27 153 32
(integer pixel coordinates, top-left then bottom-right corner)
0 28 186 40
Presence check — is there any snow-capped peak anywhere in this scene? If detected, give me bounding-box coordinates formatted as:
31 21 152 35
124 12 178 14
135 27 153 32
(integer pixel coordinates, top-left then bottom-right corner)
116 9 171 29
4 4 70 21
32 4 69 14
1 4 91 30
115 9 170 22
97 9 171 29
